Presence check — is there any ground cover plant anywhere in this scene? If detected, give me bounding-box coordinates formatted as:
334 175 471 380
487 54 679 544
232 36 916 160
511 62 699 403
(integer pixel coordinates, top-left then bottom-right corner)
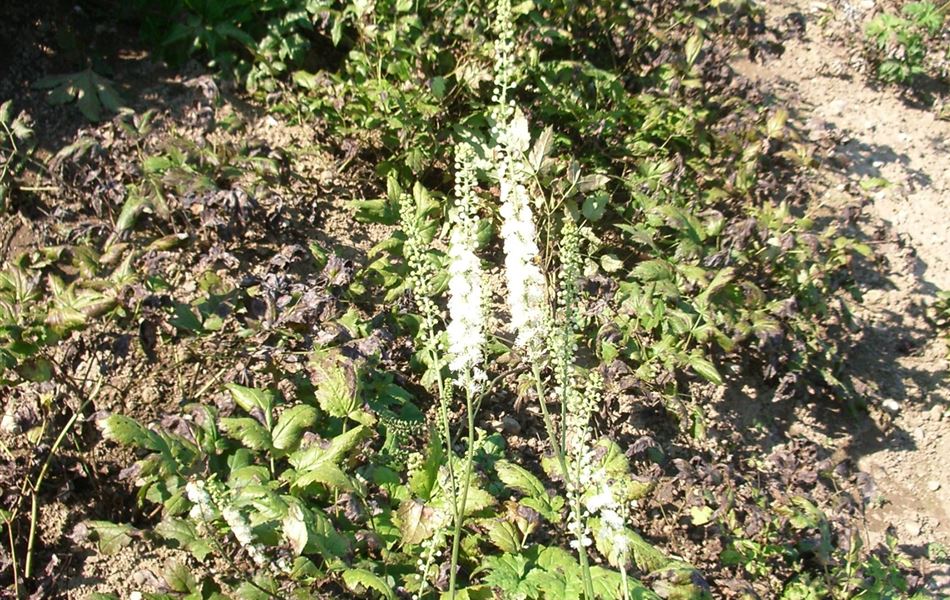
0 0 945 598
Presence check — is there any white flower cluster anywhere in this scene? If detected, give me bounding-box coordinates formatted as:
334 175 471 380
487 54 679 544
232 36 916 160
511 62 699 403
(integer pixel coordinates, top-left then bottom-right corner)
412 532 445 600
185 479 288 572
446 143 488 394
584 470 630 561
496 110 548 355
489 0 549 357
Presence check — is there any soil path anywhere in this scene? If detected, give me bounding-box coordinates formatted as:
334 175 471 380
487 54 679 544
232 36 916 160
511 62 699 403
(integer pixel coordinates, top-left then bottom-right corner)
735 0 950 585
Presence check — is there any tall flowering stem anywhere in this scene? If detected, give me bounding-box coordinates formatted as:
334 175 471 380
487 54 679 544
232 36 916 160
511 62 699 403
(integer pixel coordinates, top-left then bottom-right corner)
398 189 461 590
445 143 488 597
490 0 595 596
492 0 547 359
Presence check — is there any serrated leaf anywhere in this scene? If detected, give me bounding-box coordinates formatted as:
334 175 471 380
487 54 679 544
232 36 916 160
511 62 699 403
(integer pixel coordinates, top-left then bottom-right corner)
289 425 370 472
396 499 447 545
291 462 354 492
528 126 554 173
155 517 214 561
312 354 360 419
99 414 161 451
461 486 495 516
485 519 522 553
271 405 317 451
410 431 444 500
220 417 273 451
85 520 137 554
342 568 396 600
495 459 547 498
225 384 275 420
162 560 197 593
633 259 673 282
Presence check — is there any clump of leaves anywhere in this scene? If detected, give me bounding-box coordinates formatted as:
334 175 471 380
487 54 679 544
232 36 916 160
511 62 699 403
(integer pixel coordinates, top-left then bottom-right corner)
0 100 36 214
129 0 345 92
0 246 135 386
0 100 36 211
865 1 947 85
33 69 125 122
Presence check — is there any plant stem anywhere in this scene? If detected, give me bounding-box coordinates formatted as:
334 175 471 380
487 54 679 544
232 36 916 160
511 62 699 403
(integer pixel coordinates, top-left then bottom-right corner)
530 363 596 600
24 376 104 578
448 383 477 598
4 514 18 598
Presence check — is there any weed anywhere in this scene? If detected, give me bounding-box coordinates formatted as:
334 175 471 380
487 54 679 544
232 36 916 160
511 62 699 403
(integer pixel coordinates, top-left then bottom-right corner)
865 1 948 85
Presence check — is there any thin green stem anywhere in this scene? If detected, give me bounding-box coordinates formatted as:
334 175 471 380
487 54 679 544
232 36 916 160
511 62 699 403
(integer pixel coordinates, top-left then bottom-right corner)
530 363 595 600
4 514 18 598
24 376 104 578
449 383 477 598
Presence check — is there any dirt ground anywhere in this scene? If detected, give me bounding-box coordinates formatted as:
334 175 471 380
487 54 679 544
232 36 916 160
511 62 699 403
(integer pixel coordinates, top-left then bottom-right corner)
2 0 950 597
735 0 950 588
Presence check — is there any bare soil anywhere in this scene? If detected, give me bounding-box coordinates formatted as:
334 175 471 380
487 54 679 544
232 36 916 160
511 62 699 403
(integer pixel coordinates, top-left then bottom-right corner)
2 0 950 598
735 0 950 589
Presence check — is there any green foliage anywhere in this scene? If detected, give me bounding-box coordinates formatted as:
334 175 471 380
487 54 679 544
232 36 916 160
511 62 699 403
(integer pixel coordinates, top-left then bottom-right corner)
130 0 346 91
33 69 124 122
865 2 947 85
6 1 921 598
0 247 134 386
0 100 36 210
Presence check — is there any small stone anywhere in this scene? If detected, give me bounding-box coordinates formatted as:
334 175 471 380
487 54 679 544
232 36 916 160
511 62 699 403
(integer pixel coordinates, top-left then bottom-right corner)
906 521 922 536
930 405 945 422
882 399 900 414
500 416 521 435
0 412 18 434
928 481 941 492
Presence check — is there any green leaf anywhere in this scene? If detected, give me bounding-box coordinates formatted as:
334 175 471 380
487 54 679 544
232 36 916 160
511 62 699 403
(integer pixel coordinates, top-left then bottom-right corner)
342 569 397 600
291 462 355 492
290 425 370 472
283 503 309 556
162 560 197 593
485 519 522 553
685 33 704 66
410 431 444 500
225 384 275 420
461 486 496 516
528 126 555 173
687 354 723 385
169 303 203 333
396 499 448 545
495 459 547 498
600 254 623 273
312 354 361 420
155 517 214 561
481 553 535 597
583 191 609 221
220 417 273 451
99 414 159 450
689 505 714 526
633 259 673 282
577 173 610 193
271 405 318 451
84 520 137 554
